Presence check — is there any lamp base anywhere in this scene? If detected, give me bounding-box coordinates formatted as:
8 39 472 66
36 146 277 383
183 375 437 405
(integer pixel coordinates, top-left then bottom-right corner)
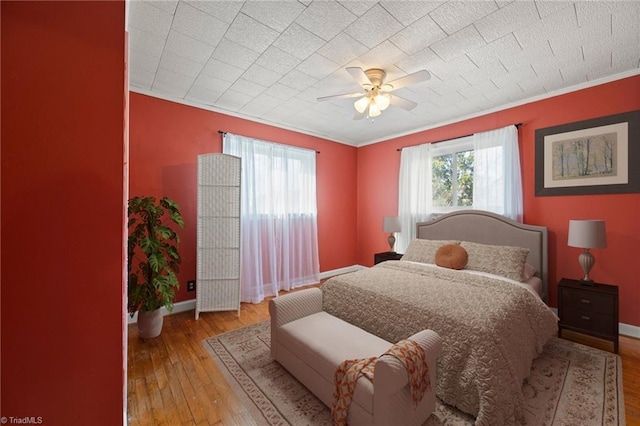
579 278 595 286
387 234 396 252
578 249 595 285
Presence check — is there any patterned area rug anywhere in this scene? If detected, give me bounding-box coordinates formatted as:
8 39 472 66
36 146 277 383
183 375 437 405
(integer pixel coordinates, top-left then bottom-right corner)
204 321 625 426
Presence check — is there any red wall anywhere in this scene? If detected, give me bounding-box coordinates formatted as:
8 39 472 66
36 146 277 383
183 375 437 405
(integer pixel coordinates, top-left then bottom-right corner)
357 75 640 327
1 2 126 423
129 93 358 303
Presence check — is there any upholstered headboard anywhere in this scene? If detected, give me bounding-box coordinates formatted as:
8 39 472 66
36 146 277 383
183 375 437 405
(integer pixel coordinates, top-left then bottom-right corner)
416 210 549 302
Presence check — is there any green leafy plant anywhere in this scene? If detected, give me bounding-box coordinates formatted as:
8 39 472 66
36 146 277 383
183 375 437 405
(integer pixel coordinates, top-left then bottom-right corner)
127 196 184 317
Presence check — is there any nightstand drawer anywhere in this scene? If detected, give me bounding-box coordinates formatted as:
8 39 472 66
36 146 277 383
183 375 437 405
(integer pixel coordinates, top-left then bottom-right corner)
562 307 616 335
561 288 615 314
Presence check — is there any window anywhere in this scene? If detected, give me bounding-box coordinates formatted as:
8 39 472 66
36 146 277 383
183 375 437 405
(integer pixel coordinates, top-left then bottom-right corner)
397 126 522 252
244 144 316 216
431 138 474 211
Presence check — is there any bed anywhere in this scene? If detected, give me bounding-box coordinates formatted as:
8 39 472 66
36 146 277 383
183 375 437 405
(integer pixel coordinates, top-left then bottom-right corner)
321 210 558 426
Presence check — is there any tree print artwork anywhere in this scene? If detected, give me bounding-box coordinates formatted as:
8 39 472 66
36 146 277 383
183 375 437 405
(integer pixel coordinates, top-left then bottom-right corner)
535 110 638 196
552 132 618 181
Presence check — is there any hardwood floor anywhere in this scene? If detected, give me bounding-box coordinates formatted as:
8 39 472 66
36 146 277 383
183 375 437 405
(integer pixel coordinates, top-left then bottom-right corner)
128 294 640 426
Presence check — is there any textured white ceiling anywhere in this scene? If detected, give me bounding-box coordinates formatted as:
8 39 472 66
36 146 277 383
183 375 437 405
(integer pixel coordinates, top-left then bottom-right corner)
128 0 640 146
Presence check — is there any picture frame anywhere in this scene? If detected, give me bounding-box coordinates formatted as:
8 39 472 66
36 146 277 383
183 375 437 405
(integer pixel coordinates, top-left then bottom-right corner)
535 109 640 196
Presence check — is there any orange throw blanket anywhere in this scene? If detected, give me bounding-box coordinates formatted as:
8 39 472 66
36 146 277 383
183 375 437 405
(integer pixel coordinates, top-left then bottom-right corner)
332 339 430 425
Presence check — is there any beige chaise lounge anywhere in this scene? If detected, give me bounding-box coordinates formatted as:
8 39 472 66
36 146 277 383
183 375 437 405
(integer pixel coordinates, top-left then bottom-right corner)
269 288 442 426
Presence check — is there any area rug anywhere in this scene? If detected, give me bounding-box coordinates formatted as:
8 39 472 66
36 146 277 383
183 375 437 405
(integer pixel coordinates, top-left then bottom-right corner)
204 321 625 426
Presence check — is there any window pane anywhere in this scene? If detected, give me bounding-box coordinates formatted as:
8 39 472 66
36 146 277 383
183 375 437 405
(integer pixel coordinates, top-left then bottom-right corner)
432 154 453 207
457 150 474 207
432 150 474 209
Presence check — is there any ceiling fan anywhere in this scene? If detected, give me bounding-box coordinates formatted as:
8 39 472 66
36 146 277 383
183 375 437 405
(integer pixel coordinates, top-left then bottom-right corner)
317 67 431 120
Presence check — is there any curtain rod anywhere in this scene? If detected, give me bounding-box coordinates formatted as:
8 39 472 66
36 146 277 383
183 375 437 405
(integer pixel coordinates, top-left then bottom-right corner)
218 130 320 154
396 123 523 152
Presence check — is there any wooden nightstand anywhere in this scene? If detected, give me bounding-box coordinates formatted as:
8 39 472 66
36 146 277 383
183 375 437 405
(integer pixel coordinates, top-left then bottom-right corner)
558 278 619 353
374 251 403 265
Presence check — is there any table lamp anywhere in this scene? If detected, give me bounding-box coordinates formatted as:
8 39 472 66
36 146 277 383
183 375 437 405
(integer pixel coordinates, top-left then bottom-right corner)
383 216 401 252
567 219 607 285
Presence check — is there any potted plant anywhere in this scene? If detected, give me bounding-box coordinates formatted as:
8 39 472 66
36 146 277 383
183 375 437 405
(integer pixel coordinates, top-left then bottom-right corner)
127 196 184 338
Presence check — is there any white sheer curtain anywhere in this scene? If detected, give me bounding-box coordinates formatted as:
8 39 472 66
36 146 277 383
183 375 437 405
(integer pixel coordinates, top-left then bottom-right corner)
472 125 523 222
397 125 523 251
397 143 433 253
223 133 320 303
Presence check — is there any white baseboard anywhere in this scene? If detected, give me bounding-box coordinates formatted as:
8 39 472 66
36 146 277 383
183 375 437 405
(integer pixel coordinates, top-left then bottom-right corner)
319 264 365 279
127 299 196 324
128 268 640 338
619 322 640 339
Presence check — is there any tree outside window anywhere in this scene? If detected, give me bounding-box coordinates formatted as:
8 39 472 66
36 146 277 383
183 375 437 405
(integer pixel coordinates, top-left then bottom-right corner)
432 150 474 209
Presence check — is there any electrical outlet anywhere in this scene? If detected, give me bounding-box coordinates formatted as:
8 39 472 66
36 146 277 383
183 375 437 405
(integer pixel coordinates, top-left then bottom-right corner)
187 280 196 292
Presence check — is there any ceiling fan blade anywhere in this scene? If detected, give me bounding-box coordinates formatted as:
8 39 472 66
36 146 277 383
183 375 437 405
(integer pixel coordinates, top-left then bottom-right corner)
384 70 431 91
346 67 373 88
390 95 417 111
353 109 366 120
317 92 364 102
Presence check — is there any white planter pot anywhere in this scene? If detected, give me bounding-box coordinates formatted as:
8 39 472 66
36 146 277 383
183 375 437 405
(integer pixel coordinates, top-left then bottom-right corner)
137 309 163 339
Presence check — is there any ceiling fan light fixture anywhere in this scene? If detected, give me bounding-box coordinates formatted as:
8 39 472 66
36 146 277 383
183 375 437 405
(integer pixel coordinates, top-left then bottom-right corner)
374 93 391 111
368 102 381 117
354 96 369 114
327 67 430 120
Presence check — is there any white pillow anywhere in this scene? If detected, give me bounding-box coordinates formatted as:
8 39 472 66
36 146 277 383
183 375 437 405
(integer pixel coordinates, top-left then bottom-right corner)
461 241 529 282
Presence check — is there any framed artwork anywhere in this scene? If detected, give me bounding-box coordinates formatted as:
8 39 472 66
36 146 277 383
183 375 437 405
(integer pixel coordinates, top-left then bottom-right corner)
535 109 640 196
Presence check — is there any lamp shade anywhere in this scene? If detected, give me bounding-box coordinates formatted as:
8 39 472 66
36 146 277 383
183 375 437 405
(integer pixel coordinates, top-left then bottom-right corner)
368 101 381 117
374 93 391 110
568 220 607 249
354 96 369 114
383 216 401 233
